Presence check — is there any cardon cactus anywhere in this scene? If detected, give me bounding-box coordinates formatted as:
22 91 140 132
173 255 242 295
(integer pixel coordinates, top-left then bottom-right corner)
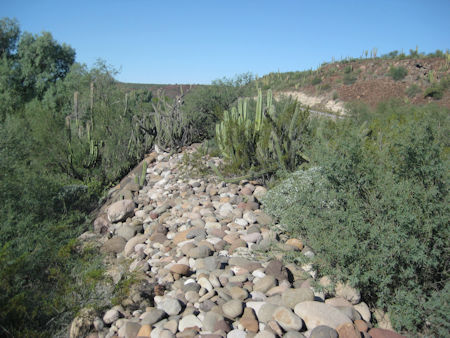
215 89 274 169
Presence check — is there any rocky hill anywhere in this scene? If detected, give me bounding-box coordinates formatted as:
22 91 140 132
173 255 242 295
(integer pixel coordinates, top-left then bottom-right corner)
254 55 450 114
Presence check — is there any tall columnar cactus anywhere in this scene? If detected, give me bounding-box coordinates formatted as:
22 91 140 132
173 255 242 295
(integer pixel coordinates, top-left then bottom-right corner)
140 161 147 186
215 88 274 169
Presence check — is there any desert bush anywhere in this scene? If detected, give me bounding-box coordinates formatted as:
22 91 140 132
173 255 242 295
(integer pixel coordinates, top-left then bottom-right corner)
424 75 449 100
182 73 254 139
388 66 408 81
262 103 449 335
311 76 322 85
405 84 421 97
343 72 357 85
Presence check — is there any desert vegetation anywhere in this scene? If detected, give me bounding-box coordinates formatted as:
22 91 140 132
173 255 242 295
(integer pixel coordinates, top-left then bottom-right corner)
0 17 448 336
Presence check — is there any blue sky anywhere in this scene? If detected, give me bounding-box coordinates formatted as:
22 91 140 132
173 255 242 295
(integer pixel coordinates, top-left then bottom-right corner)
1 0 449 84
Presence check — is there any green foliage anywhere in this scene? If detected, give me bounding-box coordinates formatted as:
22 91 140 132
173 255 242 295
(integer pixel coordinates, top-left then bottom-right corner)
150 89 202 150
0 18 75 120
343 72 357 85
215 89 310 175
262 103 449 335
311 76 322 85
215 88 267 170
0 19 153 337
388 66 408 81
0 17 20 57
138 161 147 187
424 75 450 100
405 84 421 97
182 73 254 139
344 65 353 74
18 31 75 99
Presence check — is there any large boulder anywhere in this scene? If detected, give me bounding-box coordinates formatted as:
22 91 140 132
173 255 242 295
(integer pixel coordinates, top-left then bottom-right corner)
294 301 352 330
107 199 135 223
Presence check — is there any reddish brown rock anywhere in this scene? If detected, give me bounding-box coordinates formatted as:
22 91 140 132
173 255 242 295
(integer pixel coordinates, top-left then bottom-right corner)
368 328 406 338
223 233 239 244
240 307 259 332
173 229 191 245
169 264 190 276
214 319 231 332
208 228 227 238
228 239 247 253
286 238 304 250
136 324 152 338
149 232 167 244
265 259 290 281
336 322 361 338
354 319 369 333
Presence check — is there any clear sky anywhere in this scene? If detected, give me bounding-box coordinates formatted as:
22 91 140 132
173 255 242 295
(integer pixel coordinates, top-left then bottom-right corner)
1 0 449 84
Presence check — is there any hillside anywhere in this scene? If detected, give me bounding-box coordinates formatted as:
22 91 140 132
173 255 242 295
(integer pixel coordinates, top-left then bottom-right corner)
118 54 450 115
253 55 450 113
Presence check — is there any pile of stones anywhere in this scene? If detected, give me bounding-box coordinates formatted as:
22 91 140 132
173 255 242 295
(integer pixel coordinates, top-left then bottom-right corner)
70 145 404 338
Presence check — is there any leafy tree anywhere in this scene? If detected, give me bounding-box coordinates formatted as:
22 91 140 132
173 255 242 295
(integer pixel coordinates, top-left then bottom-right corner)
0 17 75 119
17 31 75 100
0 17 20 57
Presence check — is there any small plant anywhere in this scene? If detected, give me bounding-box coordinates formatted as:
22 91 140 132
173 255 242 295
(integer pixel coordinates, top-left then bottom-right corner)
428 70 435 83
311 76 322 85
343 73 357 85
388 66 408 81
405 84 421 98
332 91 339 100
319 83 331 91
424 75 450 100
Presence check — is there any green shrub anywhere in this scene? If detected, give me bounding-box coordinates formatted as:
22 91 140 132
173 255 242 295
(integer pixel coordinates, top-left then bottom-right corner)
262 104 449 335
388 66 408 81
319 83 331 91
343 73 357 85
405 84 421 97
424 75 449 100
424 86 443 99
182 73 254 139
344 65 353 74
311 76 322 85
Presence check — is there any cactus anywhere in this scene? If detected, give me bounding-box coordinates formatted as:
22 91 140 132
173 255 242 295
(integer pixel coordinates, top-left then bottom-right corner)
215 89 274 169
139 161 147 186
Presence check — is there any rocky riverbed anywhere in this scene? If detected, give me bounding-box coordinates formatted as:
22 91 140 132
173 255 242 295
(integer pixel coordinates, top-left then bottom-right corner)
70 144 405 338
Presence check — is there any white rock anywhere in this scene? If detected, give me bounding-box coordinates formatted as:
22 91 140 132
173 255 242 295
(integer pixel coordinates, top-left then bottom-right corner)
335 281 361 304
294 301 352 330
108 200 135 223
227 329 247 338
354 301 371 322
103 309 119 324
243 211 257 224
178 314 202 331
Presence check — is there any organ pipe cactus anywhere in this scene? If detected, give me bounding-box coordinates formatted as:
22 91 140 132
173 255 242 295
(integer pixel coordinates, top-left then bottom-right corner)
215 88 274 169
216 88 310 173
